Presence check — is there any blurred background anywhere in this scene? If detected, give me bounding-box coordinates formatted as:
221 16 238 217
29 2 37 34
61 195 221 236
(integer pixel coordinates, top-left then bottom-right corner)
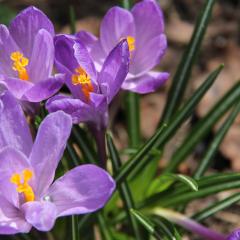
0 0 239 238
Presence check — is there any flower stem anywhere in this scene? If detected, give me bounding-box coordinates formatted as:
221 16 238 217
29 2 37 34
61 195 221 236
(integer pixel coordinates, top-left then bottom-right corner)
71 216 79 240
125 92 141 148
90 125 107 169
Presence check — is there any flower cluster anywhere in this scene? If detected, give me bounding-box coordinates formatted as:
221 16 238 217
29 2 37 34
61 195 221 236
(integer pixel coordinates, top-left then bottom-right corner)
0 0 169 234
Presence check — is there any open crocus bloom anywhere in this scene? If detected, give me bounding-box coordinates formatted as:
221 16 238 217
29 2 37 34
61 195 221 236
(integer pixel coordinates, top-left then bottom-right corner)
0 6 64 102
0 91 115 233
46 34 129 129
227 229 240 240
77 0 169 94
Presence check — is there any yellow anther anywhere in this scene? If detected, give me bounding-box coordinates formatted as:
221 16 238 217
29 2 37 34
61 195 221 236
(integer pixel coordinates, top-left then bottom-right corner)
71 67 93 101
23 169 33 182
10 169 35 202
126 36 135 52
11 51 29 81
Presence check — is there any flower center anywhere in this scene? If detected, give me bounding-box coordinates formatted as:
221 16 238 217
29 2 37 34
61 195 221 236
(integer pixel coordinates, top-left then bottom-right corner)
10 169 35 202
11 51 29 81
71 66 94 101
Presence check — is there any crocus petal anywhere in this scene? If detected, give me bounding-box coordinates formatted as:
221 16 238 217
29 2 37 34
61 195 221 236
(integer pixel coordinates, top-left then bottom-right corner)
9 6 54 58
23 74 64 102
122 71 169 94
130 0 166 74
55 35 97 82
1 77 33 99
76 31 106 68
28 29 54 83
22 201 57 232
0 147 32 208
100 7 135 55
46 95 93 124
227 229 240 240
29 111 72 198
0 25 19 77
76 31 98 51
130 34 167 75
76 31 105 69
0 199 31 235
0 91 33 155
98 40 129 103
46 94 107 126
47 164 115 217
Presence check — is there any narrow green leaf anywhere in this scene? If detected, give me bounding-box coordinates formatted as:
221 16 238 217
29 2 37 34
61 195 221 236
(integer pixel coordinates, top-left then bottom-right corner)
147 175 175 197
130 155 160 201
161 0 216 123
72 126 97 164
130 209 155 235
122 0 131 9
147 173 198 197
152 216 182 240
192 192 240 221
166 80 240 173
115 123 167 183
139 173 240 208
69 5 76 34
97 213 112 240
156 180 240 207
115 65 223 184
194 101 240 178
107 133 142 240
66 142 81 167
125 92 141 148
71 216 79 240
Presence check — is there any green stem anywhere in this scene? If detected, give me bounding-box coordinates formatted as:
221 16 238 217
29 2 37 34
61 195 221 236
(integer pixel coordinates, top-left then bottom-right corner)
107 134 142 239
71 216 79 240
126 92 141 148
69 5 76 34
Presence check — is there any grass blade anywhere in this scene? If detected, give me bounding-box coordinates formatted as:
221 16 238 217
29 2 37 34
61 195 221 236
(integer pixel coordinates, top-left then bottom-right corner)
166 81 240 173
115 123 167 183
125 93 141 148
192 192 240 221
107 133 142 240
97 213 112 240
130 209 162 240
156 180 240 207
72 126 97 164
152 216 182 240
161 0 216 123
194 101 240 178
139 173 240 208
115 65 223 184
147 173 198 197
122 0 131 9
69 5 76 34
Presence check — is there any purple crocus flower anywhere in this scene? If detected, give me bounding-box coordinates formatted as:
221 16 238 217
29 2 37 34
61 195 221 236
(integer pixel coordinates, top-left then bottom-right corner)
77 0 169 94
0 91 115 233
227 229 240 240
46 34 129 130
46 35 129 166
0 6 64 103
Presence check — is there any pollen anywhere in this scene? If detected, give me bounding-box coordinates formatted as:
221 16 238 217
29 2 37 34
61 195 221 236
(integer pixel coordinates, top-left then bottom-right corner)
11 51 29 81
10 169 35 202
71 66 94 101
